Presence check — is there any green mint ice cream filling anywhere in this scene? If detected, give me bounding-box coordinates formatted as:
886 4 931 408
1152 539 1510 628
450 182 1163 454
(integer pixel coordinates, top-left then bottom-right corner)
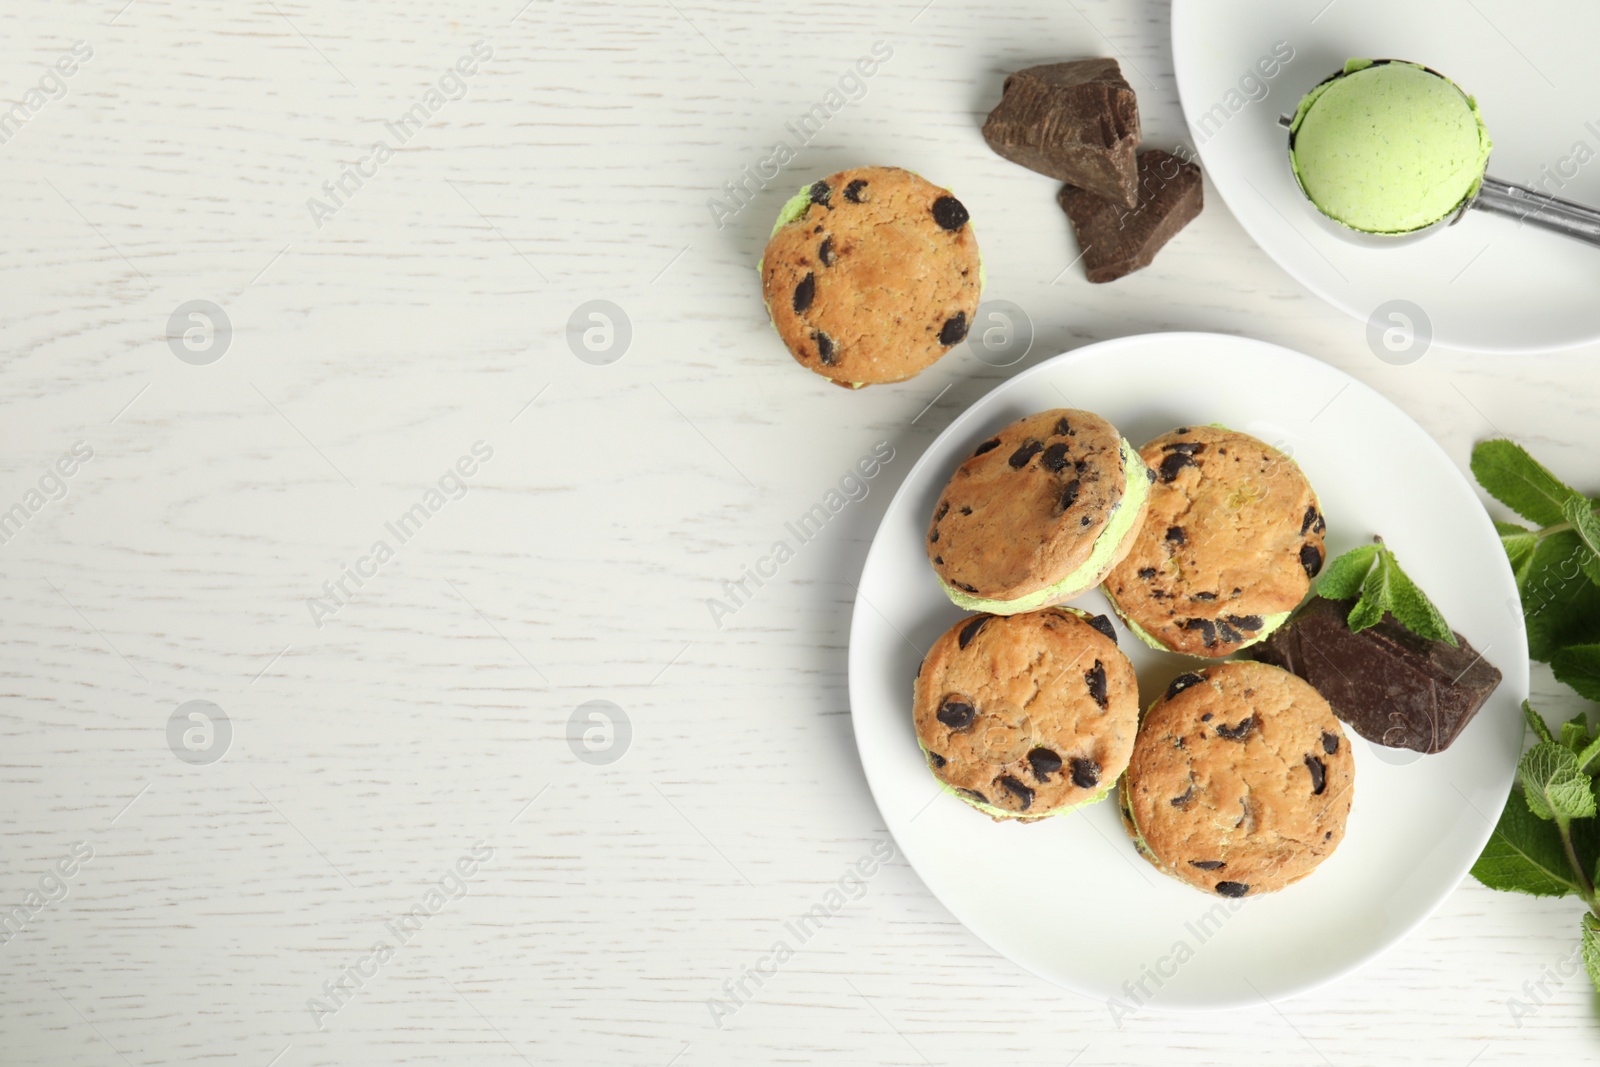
939 437 1147 614
1105 586 1290 655
1289 59 1491 235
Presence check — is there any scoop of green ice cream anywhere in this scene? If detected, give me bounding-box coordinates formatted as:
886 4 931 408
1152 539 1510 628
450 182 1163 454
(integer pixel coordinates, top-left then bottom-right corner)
1289 59 1491 235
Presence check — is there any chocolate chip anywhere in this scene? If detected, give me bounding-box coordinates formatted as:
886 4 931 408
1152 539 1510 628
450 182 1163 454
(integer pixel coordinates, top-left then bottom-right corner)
1189 860 1225 870
1054 416 1072 436
1085 659 1108 709
1215 881 1250 898
809 180 831 206
1158 451 1198 483
814 330 836 364
1166 673 1204 700
1009 440 1043 468
997 775 1034 810
1041 442 1071 472
792 272 814 313
973 438 1000 457
818 237 834 266
1300 505 1319 536
954 581 978 593
1227 615 1263 631
1201 713 1213 722
1313 513 1327 534
1175 427 1190 434
1164 441 1205 455
929 529 939 543
1069 757 1100 789
1137 567 1157 580
931 195 969 231
1027 747 1062 782
936 699 975 729
1300 543 1324 577
933 555 943 565
1165 526 1186 545
939 312 968 346
1215 715 1257 741
1183 617 1217 647
1170 783 1194 807
1193 591 1217 601
935 501 949 521
957 616 989 650
1216 619 1243 645
1322 731 1339 755
960 506 972 515
927 751 946 768
1059 479 1081 512
1305 754 1327 795
1084 613 1117 645
844 178 867 202
958 788 988 804
1079 515 1092 526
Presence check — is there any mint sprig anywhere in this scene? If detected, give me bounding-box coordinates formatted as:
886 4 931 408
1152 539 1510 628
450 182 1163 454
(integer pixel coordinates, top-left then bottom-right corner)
1469 440 1600 1000
1315 539 1456 646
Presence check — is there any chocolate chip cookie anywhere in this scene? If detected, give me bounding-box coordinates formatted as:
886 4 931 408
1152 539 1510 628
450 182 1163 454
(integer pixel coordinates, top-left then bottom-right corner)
761 166 982 387
914 607 1140 821
1119 660 1355 896
927 409 1153 615
1103 426 1325 656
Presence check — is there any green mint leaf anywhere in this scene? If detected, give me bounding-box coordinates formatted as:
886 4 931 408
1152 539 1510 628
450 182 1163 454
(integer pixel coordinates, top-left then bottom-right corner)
1471 439 1582 527
1525 700 1557 745
1561 497 1600 586
1562 714 1592 753
1317 544 1379 600
1521 742 1598 821
1552 644 1600 703
1577 732 1600 776
1495 521 1540 586
1523 530 1600 663
1382 547 1458 646
1348 550 1394 633
1471 786 1582 896
1583 915 1600 994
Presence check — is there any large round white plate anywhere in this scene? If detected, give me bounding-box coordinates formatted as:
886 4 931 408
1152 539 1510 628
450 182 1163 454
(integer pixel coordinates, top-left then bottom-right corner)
848 333 1528 1009
1171 0 1600 354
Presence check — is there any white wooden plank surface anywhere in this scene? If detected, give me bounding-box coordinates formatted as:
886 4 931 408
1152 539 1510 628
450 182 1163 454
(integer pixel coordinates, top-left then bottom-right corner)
1 0 1597 1063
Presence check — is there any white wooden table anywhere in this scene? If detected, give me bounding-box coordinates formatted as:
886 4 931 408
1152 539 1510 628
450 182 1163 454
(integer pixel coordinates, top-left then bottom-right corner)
2 1 1596 1063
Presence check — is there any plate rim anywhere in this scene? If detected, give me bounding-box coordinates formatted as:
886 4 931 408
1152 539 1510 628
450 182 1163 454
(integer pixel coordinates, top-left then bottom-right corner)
846 330 1527 1010
1168 0 1598 357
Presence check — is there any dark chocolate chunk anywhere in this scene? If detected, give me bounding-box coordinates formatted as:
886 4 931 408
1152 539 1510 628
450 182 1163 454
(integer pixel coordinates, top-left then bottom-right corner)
958 616 989 650
1200 713 1213 721
792 275 814 313
931 195 969 231
958 788 988 804
1079 515 1092 526
809 180 831 206
974 438 1000 457
814 330 836 364
1300 505 1319 536
1069 757 1100 789
1057 150 1204 283
937 699 976 730
1321 731 1339 755
1193 591 1217 601
1054 416 1072 436
1170 783 1195 807
928 528 939 544
1215 881 1250 898
844 178 867 202
1304 754 1327 795
982 59 1141 207
1165 526 1186 545
1183 617 1217 647
1227 614 1263 632
935 501 949 521
1249 596 1502 754
1042 442 1072 472
1028 747 1063 782
954 581 978 593
1059 479 1081 512
1137 567 1158 580
818 236 835 266
1009 440 1043 468
1084 613 1117 645
1164 441 1205 455
1216 619 1243 646
927 750 946 768
1159 451 1198 483
939 312 968 346
960 506 972 515
998 775 1034 811
1085 659 1108 709
1188 860 1225 871
933 555 943 565
1166 673 1204 700
1214 715 1257 741
1300 543 1324 578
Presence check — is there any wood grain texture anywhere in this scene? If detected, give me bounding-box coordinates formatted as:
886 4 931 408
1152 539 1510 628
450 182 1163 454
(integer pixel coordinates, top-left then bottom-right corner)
1 0 1596 1063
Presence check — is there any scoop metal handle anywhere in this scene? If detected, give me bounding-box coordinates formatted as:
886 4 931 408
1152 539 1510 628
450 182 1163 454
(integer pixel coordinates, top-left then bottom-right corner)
1470 176 1600 246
